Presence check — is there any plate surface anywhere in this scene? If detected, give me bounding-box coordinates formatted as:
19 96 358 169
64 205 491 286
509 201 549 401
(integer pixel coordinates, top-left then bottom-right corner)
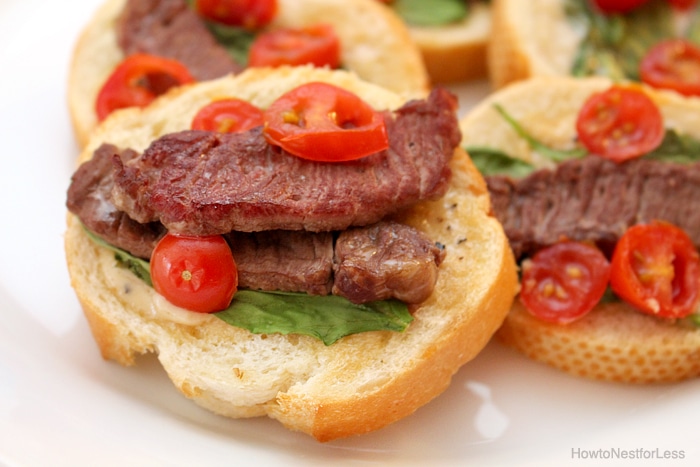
0 1 697 466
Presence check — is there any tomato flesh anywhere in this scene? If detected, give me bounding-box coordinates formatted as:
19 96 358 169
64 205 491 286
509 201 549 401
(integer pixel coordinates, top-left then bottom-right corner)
640 39 700 97
248 24 340 69
668 0 697 10
263 82 389 161
610 221 700 319
150 234 238 313
590 0 650 14
519 241 611 324
195 0 277 29
96 53 194 121
575 85 664 162
191 98 264 133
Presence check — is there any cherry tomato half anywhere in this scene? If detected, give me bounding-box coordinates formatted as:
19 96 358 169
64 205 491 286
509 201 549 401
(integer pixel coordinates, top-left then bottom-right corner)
150 233 238 313
191 98 264 133
668 0 697 10
610 221 700 319
263 82 389 161
96 53 195 122
195 0 277 29
590 0 650 14
640 39 700 97
575 85 664 162
248 24 340 69
519 241 611 324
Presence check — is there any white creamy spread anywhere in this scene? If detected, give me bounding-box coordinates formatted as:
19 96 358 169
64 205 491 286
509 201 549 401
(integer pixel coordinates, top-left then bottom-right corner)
96 247 211 326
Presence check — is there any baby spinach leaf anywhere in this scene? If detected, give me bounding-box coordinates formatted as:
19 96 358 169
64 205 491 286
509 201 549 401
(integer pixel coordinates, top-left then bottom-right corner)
205 23 256 66
643 129 700 163
392 0 468 26
466 146 536 177
215 291 412 346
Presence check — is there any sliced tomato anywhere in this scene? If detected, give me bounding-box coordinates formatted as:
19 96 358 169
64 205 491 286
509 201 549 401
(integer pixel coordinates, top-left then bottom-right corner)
575 85 664 162
150 233 238 313
519 241 611 324
590 0 650 14
263 82 389 161
96 53 195 122
191 98 264 133
248 24 340 69
668 0 697 10
610 221 700 319
195 0 277 29
640 39 700 97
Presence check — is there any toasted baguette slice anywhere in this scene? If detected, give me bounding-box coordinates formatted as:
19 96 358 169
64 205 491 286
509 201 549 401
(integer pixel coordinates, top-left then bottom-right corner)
400 1 491 84
459 76 700 383
488 0 584 89
67 0 430 147
65 66 518 441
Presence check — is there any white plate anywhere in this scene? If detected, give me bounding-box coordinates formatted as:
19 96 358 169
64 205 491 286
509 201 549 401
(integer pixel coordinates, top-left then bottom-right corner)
0 1 697 466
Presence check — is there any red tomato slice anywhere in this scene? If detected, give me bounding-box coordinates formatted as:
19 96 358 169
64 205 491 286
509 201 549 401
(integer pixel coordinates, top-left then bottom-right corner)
640 39 700 97
96 53 195 122
263 82 389 161
248 24 340 69
591 0 650 14
575 85 664 162
150 233 238 313
610 221 700 319
668 0 697 10
195 0 277 29
519 241 611 324
191 98 264 133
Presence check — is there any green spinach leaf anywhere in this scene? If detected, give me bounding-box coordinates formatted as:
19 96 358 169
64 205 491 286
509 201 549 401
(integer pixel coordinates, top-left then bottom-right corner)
643 129 700 163
466 146 536 177
392 0 468 26
215 291 412 346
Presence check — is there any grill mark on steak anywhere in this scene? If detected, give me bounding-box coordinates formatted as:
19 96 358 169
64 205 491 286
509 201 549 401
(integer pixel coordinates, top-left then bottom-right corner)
117 0 242 81
110 88 459 235
487 156 700 260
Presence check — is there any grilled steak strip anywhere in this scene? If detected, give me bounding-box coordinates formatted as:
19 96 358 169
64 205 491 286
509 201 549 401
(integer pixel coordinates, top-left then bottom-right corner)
225 230 334 296
487 156 700 260
67 144 165 259
117 0 242 80
110 88 459 235
333 221 445 304
68 147 445 304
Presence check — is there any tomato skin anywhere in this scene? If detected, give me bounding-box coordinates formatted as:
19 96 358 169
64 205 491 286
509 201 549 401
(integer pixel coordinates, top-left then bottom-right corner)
150 234 238 313
575 85 664 162
610 222 700 319
191 98 264 133
590 0 649 14
519 241 611 324
96 53 195 122
668 0 697 10
640 39 700 97
263 82 389 161
195 0 277 29
248 24 340 69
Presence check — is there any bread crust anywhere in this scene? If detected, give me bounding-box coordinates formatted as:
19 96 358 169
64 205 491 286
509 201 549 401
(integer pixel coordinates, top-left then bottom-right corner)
404 2 491 84
65 66 518 441
459 76 700 383
67 0 430 147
